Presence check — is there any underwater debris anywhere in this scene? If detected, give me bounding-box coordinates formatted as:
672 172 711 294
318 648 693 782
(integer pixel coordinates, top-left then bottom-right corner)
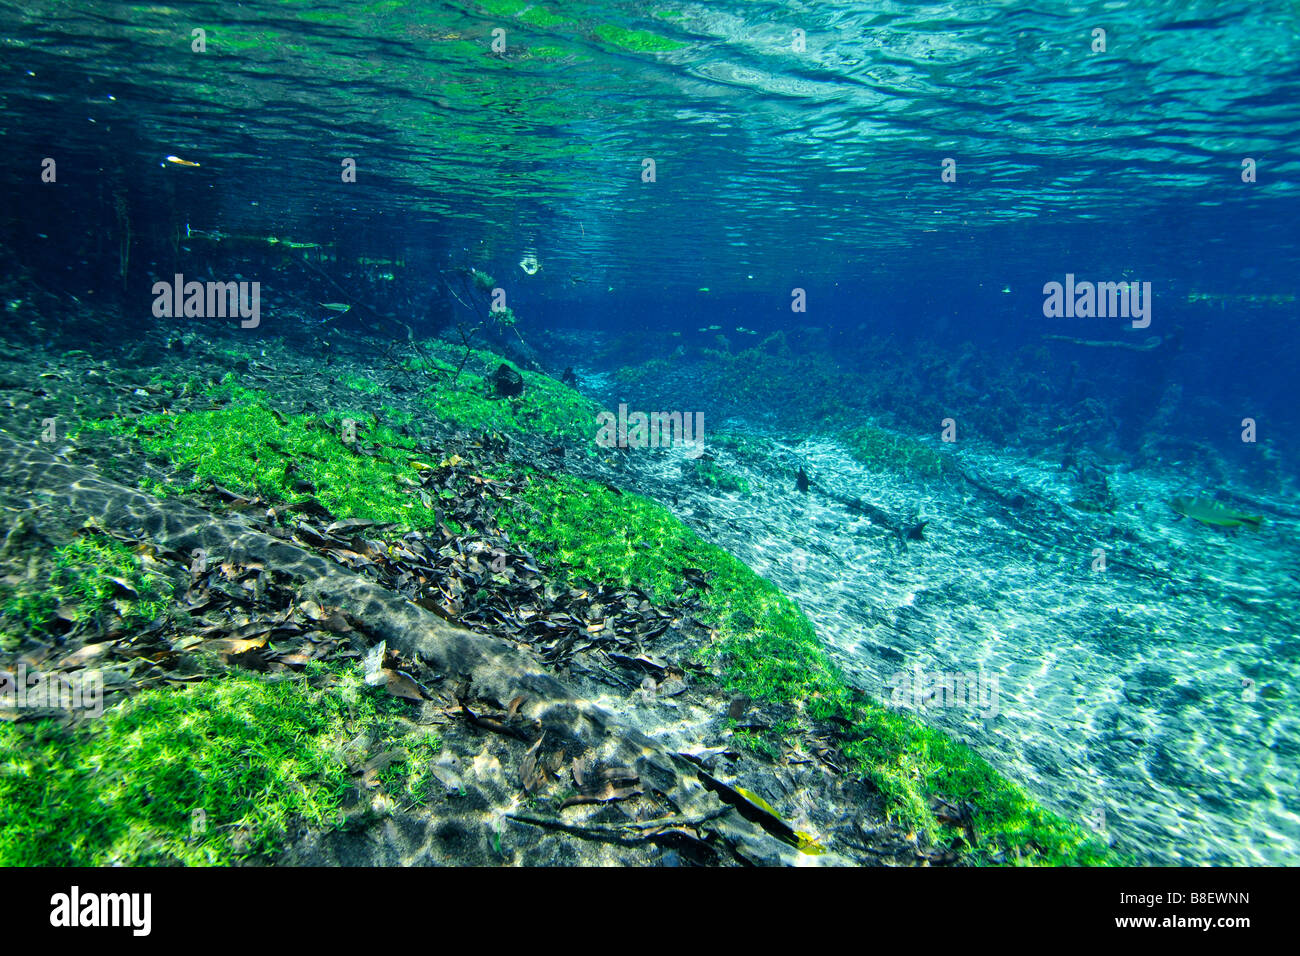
488 362 525 398
1171 496 1263 529
518 252 540 275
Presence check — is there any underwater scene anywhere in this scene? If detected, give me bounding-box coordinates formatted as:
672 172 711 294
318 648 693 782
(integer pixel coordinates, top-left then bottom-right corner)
0 0 1297 873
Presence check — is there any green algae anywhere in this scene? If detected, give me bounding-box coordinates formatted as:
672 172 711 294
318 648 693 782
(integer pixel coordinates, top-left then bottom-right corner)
83 342 599 534
342 372 384 395
497 471 1115 865
0 663 438 865
708 430 775 462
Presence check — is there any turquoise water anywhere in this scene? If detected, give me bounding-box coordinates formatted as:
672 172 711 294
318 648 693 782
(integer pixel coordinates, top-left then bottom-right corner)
1 0 1297 865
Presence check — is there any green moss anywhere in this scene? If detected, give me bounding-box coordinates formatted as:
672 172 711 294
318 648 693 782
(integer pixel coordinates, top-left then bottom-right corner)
0 533 172 646
0 664 432 865
497 470 1115 865
376 733 445 806
842 703 1116 864
843 424 955 478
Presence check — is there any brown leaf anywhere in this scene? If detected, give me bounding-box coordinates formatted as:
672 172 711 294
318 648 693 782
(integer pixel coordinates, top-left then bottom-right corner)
204 635 268 655
559 782 643 809
59 642 115 667
326 518 378 535
383 669 429 702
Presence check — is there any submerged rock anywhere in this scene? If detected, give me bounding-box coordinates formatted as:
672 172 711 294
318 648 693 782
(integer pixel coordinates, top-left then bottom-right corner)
489 363 524 398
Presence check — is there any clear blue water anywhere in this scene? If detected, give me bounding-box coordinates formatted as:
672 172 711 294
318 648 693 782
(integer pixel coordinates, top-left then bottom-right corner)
1 0 1297 865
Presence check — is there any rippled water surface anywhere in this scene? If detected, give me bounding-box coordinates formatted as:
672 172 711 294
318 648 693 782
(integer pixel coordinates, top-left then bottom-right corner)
3 0 1297 286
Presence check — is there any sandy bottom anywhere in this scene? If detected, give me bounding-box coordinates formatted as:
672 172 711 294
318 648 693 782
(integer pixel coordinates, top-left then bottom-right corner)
579 370 1300 865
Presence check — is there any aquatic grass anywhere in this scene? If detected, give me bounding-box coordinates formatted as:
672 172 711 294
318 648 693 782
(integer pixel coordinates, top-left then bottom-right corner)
342 372 384 395
708 429 776 462
82 384 442 530
0 663 430 866
498 470 1115 865
75 375 1107 862
407 340 602 448
690 457 751 494
83 345 598 532
842 423 955 478
0 532 172 647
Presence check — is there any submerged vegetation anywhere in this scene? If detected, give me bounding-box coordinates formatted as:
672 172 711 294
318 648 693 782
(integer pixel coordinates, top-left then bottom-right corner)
85 382 442 530
0 664 438 865
689 457 751 494
498 472 1114 864
403 340 602 448
37 338 1108 865
0 531 173 651
843 424 956 478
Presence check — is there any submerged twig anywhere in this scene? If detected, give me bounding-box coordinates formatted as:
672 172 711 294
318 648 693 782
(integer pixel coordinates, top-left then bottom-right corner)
507 806 732 844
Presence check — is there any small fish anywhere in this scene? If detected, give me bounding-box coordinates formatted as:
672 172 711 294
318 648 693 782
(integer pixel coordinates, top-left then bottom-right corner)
319 303 352 313
796 466 810 493
1171 496 1262 529
165 154 200 167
